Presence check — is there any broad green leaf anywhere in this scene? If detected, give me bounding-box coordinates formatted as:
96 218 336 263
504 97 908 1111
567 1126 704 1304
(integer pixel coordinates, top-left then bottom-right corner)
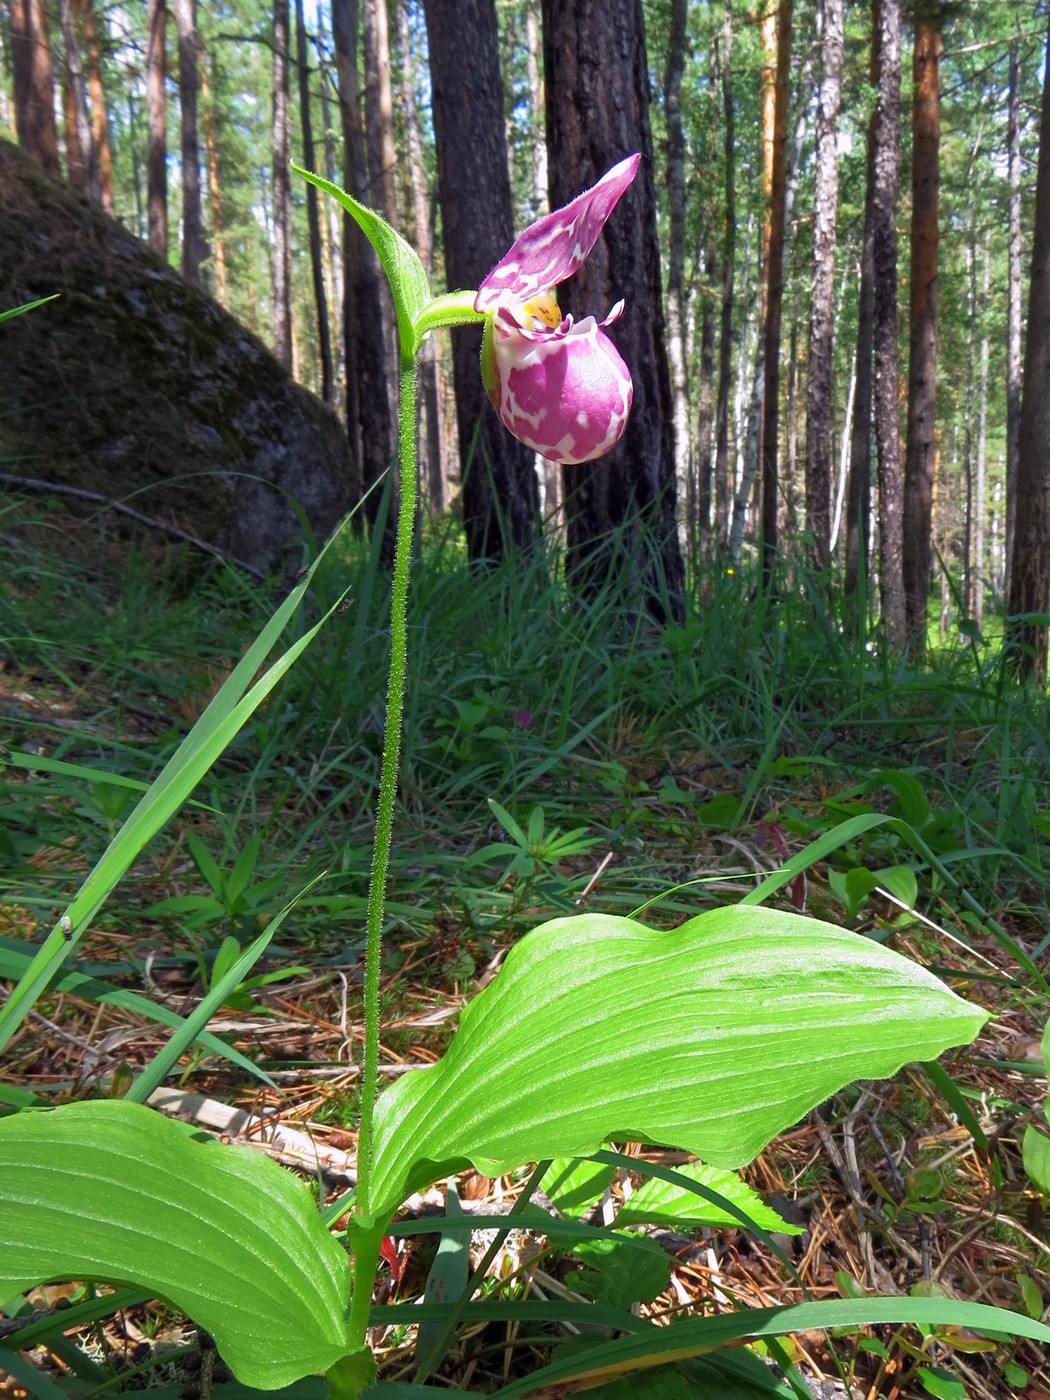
0 1101 353 1389
542 1157 616 1218
366 908 986 1221
614 1160 799 1235
492 1298 1050 1398
294 164 430 358
1022 1125 1050 1195
566 1234 669 1310
415 1183 469 1376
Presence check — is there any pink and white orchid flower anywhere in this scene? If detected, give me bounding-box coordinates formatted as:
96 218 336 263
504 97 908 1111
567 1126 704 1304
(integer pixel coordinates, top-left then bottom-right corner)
475 154 640 466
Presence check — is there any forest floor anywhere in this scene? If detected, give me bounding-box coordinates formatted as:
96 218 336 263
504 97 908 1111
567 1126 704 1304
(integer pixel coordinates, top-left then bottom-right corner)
1 500 1049 1400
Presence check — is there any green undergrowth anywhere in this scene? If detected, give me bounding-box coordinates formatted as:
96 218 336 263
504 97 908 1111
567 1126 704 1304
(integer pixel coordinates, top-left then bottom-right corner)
1 496 1047 966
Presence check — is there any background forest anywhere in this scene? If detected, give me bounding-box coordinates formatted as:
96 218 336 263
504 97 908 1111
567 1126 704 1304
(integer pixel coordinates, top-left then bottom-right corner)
4 2 1050 1399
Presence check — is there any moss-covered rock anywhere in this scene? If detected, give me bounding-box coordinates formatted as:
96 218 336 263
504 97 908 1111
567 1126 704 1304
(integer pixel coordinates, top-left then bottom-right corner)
0 138 352 573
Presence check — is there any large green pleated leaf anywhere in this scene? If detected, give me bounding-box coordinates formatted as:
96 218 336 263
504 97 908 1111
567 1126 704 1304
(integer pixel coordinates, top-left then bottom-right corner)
0 1101 353 1389
366 908 987 1221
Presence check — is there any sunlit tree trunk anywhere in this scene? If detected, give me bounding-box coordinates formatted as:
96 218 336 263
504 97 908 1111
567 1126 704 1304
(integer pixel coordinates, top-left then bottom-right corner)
59 0 95 195
664 0 691 557
175 0 205 285
845 104 876 628
1005 42 1022 602
75 0 113 213
10 0 60 177
1007 5 1050 682
759 0 792 587
543 0 684 619
974 236 989 633
315 3 345 410
902 2 941 650
146 0 168 259
199 45 227 304
271 0 292 367
295 0 334 403
423 0 538 562
713 0 735 553
871 0 905 644
696 244 716 557
805 0 842 574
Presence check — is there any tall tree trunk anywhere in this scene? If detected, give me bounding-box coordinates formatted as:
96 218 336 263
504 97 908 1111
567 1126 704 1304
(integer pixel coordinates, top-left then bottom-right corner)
760 0 791 588
58 0 95 195
146 0 168 259
963 235 976 620
543 0 684 619
845 152 876 622
10 0 60 177
871 0 905 645
902 2 941 649
713 0 735 552
805 0 842 574
974 235 989 633
525 0 547 215
315 3 345 410
175 0 204 285
664 0 691 556
397 0 445 513
422 0 537 562
1005 41 1022 603
199 44 227 304
295 0 334 403
696 244 717 557
75 0 113 213
270 0 292 368
1006 6 1050 682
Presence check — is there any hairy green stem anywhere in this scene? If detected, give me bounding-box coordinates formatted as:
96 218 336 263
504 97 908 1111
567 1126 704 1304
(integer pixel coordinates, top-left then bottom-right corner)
356 361 418 1223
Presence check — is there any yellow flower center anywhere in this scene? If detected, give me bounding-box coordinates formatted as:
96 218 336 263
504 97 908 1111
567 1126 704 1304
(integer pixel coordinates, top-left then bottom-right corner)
518 291 562 331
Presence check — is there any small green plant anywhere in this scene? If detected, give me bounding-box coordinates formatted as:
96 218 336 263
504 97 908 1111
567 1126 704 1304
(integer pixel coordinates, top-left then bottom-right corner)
1022 1017 1050 1196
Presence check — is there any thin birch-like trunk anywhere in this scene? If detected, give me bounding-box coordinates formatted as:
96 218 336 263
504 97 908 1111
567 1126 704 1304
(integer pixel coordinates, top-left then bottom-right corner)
146 0 168 259
270 0 292 368
713 0 735 552
175 0 205 285
295 0 334 403
1005 43 1022 602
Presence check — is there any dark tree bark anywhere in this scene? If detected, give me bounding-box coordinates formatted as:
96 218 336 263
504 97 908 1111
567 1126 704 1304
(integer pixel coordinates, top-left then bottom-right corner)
174 0 204 285
271 0 292 368
1007 6 1050 682
542 0 684 619
295 0 334 404
199 43 227 303
146 0 168 258
713 0 735 552
10 0 60 177
76 0 113 214
871 0 906 644
422 0 538 562
760 0 792 588
805 0 842 574
902 1 941 650
332 0 391 526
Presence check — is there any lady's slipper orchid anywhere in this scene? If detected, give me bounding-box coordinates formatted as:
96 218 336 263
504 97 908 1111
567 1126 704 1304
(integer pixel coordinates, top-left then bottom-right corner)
475 154 641 466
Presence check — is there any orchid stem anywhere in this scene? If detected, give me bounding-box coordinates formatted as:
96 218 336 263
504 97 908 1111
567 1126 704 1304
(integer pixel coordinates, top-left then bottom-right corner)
355 360 417 1225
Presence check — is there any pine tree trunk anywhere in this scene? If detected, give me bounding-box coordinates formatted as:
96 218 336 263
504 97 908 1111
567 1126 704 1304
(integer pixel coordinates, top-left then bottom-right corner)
871 0 906 645
543 0 684 619
422 0 538 562
664 0 691 559
902 3 940 649
146 0 168 259
9 0 60 177
760 0 792 588
1006 6 1050 682
1005 43 1022 603
75 0 113 214
805 0 842 574
713 0 735 553
696 244 717 557
270 0 292 367
315 3 344 409
332 0 393 530
175 0 204 285
199 45 227 304
974 236 989 634
295 0 334 403
525 0 546 215
59 0 95 196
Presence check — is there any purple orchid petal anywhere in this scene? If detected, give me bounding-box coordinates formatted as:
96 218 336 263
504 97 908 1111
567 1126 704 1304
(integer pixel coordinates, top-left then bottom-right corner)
475 155 641 312
486 313 633 465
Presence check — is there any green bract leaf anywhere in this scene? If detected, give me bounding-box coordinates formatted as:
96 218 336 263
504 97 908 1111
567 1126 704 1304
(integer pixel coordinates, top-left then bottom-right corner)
294 164 430 359
0 1101 353 1389
614 1160 799 1235
367 909 987 1220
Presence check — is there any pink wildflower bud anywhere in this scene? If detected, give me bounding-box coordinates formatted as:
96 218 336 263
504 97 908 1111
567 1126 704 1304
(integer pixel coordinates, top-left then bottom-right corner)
475 155 640 465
